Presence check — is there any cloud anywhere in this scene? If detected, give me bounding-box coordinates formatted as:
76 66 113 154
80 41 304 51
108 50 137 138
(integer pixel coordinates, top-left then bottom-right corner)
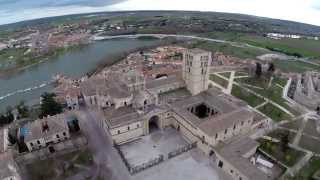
312 0 320 10
110 0 320 26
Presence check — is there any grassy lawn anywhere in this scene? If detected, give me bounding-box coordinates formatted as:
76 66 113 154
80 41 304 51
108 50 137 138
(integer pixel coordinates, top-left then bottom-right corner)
237 76 300 116
273 76 288 87
210 74 229 88
204 32 320 58
292 157 320 180
273 60 320 73
258 103 292 122
303 119 320 139
266 129 297 143
184 40 268 59
238 35 320 58
218 72 231 79
299 135 320 154
26 149 94 180
258 139 305 167
235 71 248 77
231 85 264 107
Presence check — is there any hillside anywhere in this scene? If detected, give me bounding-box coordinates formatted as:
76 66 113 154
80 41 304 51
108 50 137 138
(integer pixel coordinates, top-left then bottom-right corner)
1 11 320 36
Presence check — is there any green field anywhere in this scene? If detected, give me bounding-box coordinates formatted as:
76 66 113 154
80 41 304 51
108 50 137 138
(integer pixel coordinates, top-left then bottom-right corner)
235 71 248 77
241 35 320 58
237 76 299 116
218 72 231 79
291 157 320 180
205 31 320 58
273 60 320 73
184 40 268 59
258 103 292 122
258 139 305 167
210 74 229 88
231 85 264 107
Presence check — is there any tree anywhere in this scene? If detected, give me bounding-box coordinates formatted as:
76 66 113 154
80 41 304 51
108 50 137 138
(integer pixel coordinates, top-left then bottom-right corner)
40 92 62 118
280 132 290 152
16 101 29 119
5 106 14 123
255 62 262 78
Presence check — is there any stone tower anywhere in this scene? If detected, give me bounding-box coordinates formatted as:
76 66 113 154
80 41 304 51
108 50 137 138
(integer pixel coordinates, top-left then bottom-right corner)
182 48 212 95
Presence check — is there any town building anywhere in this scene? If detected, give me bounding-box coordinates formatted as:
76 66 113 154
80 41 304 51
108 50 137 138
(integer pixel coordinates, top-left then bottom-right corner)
215 137 271 180
22 114 71 152
85 49 259 155
183 48 212 95
58 47 267 180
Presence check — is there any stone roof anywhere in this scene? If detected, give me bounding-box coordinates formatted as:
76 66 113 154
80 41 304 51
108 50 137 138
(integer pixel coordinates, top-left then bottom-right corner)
171 88 253 136
216 137 271 180
199 108 253 136
24 114 69 142
104 107 143 128
146 74 185 92
80 77 106 96
172 89 242 115
0 153 20 180
54 84 81 98
80 75 131 99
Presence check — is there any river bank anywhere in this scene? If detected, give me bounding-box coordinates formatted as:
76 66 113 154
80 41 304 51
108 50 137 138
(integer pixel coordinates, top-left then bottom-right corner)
0 44 89 78
0 38 164 112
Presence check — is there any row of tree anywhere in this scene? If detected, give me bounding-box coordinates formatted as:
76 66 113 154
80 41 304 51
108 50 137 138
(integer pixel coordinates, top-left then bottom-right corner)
0 92 63 127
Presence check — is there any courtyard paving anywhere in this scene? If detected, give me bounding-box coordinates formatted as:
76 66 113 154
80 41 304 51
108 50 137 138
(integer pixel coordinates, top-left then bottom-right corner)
132 149 228 180
120 127 189 166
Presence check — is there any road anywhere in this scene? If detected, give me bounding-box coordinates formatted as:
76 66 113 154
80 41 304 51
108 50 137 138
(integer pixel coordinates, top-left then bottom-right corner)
93 34 320 68
93 34 267 51
77 108 131 180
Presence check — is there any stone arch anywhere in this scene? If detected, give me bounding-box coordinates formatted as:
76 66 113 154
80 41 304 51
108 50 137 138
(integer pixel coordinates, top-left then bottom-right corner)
148 115 160 133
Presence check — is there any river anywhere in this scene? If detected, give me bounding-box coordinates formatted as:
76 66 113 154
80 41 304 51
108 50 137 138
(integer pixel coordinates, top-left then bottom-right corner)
0 38 161 112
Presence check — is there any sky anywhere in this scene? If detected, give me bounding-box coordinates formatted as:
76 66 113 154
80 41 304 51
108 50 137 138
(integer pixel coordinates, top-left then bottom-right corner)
0 0 320 26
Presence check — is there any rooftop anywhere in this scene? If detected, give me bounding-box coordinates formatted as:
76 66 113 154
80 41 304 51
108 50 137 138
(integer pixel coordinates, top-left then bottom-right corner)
24 114 69 142
80 75 131 99
199 108 253 136
146 74 185 92
104 106 143 128
215 137 270 180
171 88 250 130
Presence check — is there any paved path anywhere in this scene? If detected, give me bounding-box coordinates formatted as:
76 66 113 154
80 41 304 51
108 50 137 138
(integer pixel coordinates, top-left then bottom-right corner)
292 117 308 146
234 75 249 79
214 72 295 117
93 34 267 51
77 109 131 180
254 101 269 109
226 71 235 94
